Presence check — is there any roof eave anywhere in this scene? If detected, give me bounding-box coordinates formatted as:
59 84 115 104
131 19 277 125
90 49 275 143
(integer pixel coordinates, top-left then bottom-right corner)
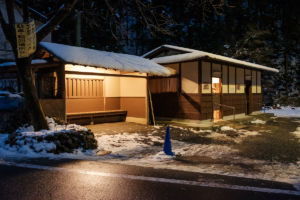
153 56 279 73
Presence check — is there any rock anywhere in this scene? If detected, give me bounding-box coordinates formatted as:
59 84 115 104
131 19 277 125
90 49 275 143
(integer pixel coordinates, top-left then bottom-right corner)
87 130 93 135
44 135 55 141
86 135 94 140
61 133 69 139
37 136 43 142
77 131 85 135
54 132 64 137
59 138 66 145
8 132 18 140
96 150 112 156
72 137 81 143
62 145 70 153
66 138 73 147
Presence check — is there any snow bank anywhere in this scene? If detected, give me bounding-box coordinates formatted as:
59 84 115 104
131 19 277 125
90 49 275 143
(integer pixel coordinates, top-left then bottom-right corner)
0 117 90 155
13 117 88 137
143 45 278 73
39 42 171 76
265 107 300 117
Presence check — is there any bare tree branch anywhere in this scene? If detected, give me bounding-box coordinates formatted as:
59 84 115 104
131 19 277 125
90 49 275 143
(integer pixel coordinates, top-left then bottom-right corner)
5 0 15 25
0 6 8 34
36 0 76 43
189 0 228 22
23 0 29 23
3 0 17 56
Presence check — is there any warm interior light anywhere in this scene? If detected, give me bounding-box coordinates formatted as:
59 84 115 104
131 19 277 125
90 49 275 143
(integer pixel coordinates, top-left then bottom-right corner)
212 77 221 93
212 77 219 83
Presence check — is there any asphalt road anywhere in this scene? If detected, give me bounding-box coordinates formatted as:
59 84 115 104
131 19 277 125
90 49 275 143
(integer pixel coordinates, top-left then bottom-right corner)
0 158 298 200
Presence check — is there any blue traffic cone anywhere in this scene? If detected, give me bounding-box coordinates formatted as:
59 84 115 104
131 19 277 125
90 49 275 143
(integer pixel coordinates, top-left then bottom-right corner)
163 126 174 156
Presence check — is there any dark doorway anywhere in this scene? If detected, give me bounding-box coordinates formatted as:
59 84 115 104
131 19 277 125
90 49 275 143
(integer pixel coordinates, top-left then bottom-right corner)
245 80 251 114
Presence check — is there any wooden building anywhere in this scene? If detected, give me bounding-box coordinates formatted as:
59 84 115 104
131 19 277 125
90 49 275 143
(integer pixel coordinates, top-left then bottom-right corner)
143 45 279 122
0 42 170 125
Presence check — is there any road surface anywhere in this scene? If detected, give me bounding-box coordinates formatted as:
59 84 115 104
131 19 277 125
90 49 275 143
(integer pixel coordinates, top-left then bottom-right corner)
0 158 298 200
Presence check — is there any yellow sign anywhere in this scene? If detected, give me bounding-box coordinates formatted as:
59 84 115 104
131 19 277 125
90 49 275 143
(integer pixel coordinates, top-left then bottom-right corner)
15 20 36 58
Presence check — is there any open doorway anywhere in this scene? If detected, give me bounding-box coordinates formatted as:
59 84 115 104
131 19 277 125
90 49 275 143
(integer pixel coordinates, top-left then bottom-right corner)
245 80 251 114
212 77 222 120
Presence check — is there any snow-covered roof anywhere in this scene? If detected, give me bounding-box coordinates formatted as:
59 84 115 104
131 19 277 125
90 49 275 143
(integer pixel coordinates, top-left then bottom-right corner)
0 59 47 67
142 45 279 73
39 42 171 76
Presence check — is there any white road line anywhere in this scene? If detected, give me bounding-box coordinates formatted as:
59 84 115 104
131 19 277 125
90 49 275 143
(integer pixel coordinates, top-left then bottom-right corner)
0 161 299 196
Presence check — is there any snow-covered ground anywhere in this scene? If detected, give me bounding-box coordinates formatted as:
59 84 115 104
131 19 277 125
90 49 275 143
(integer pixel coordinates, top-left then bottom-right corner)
265 106 300 117
0 109 300 190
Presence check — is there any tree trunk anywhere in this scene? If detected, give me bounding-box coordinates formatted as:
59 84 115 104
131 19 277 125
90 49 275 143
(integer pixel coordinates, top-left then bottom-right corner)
0 0 76 131
285 53 289 104
16 56 49 131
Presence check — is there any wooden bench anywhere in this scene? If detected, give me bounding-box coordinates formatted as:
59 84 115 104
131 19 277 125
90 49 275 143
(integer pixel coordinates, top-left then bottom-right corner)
67 110 127 125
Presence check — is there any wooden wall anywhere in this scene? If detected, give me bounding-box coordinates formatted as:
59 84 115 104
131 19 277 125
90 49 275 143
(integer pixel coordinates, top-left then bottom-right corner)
148 59 263 121
252 94 263 112
120 97 146 118
66 78 104 113
151 93 180 118
222 94 247 116
180 93 201 120
200 94 213 120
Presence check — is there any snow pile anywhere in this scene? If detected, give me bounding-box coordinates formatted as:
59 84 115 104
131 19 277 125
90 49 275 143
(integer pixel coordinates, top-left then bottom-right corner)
143 45 278 73
0 117 91 155
251 119 266 124
13 117 88 137
265 107 300 117
221 126 235 131
0 133 56 155
39 42 171 76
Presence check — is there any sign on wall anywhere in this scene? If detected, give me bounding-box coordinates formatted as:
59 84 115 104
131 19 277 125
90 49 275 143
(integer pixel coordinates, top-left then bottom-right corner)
203 82 209 90
15 20 36 58
236 84 241 90
229 87 235 93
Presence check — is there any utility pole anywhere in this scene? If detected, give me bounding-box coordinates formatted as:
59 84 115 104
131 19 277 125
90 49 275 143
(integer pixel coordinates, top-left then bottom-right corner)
76 10 82 47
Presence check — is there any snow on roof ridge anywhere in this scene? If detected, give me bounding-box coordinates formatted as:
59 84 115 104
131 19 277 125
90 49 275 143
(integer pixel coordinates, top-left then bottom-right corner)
141 44 198 58
39 42 171 76
144 45 279 73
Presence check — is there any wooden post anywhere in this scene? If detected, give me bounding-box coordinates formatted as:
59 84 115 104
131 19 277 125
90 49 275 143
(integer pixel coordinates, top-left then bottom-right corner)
149 90 156 126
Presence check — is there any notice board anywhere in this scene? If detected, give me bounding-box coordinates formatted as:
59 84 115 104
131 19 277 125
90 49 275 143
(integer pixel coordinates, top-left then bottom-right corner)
15 20 36 58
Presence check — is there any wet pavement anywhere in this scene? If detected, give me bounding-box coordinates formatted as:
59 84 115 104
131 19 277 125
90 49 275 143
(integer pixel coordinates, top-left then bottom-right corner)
0 158 299 200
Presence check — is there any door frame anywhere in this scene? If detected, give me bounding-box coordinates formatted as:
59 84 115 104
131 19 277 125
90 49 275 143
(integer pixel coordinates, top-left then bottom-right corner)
245 80 252 115
212 77 222 120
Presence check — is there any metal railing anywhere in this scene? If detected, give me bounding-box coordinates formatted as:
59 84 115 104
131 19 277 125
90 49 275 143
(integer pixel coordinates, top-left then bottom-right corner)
214 103 236 128
246 101 265 120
